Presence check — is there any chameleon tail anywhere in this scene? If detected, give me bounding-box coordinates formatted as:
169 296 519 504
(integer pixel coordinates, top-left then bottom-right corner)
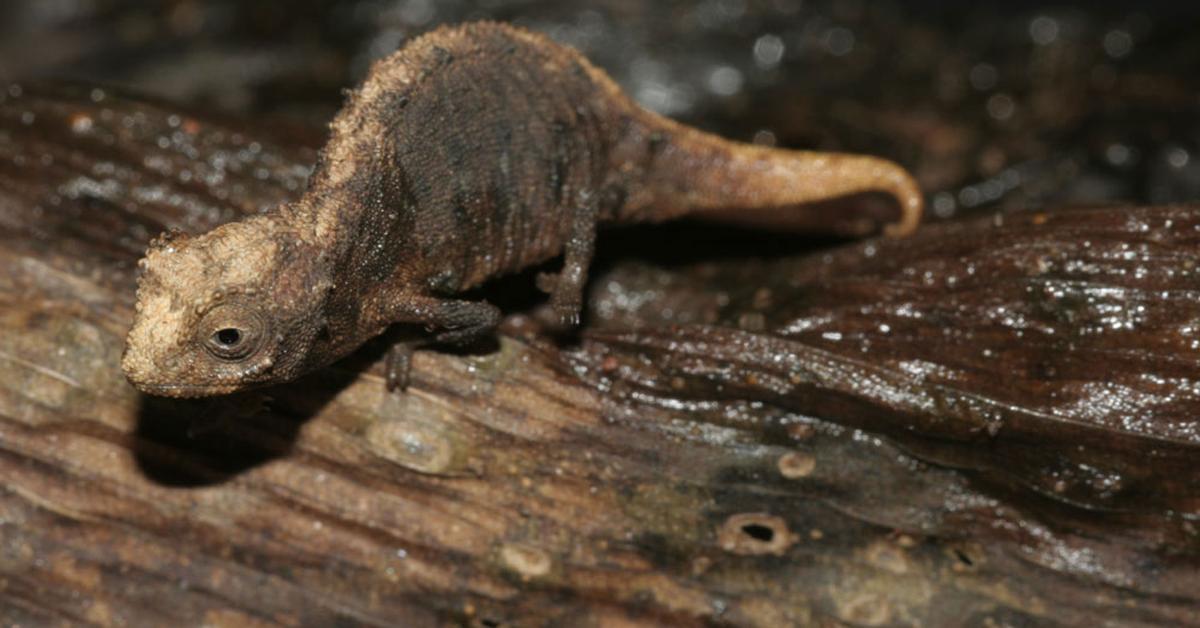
625 116 924 237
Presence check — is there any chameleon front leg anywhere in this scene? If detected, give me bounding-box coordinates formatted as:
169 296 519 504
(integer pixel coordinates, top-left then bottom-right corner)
381 295 501 391
536 197 598 326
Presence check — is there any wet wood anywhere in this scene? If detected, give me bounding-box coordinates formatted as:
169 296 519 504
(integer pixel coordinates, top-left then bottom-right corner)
1 84 1198 626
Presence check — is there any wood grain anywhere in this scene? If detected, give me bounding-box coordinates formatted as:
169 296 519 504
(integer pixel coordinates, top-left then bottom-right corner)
1 84 1198 626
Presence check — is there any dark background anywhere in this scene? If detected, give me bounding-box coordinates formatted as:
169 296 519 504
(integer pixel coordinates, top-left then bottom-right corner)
3 0 1199 221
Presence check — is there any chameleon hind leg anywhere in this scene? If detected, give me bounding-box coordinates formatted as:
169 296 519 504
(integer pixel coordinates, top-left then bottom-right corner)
536 197 598 326
382 296 501 391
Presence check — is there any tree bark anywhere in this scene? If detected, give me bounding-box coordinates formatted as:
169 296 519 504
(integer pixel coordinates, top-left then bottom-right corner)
1 84 1198 627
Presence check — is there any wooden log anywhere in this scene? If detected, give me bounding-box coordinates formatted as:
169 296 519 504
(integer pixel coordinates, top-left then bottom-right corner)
1 84 1198 626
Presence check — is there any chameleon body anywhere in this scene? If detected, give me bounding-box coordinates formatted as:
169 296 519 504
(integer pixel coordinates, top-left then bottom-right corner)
122 22 923 398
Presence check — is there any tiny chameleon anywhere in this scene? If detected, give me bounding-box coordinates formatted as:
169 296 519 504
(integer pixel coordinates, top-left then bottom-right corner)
122 21 924 398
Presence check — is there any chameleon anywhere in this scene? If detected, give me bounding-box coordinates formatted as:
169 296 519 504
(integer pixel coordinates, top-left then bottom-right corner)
121 21 924 398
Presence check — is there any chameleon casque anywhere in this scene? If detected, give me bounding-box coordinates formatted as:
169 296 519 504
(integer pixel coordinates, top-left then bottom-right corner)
122 22 924 398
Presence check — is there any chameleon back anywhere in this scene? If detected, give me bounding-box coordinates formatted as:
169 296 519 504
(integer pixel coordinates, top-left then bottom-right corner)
309 23 625 295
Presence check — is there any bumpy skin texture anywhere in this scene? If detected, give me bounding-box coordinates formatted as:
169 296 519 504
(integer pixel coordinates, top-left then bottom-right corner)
122 22 924 398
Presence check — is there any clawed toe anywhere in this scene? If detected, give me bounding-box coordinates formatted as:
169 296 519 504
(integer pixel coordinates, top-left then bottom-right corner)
386 369 409 392
552 302 582 327
385 342 414 392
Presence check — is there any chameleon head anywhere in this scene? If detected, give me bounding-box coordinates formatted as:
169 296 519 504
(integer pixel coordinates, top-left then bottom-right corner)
122 215 327 398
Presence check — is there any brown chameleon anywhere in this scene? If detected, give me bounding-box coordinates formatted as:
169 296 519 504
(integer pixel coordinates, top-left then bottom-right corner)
122 21 923 398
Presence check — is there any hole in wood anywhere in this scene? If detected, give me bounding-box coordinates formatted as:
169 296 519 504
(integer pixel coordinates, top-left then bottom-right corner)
741 522 775 542
947 544 984 572
718 513 794 556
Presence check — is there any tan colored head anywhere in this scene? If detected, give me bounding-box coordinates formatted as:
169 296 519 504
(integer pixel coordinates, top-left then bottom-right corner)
122 215 328 398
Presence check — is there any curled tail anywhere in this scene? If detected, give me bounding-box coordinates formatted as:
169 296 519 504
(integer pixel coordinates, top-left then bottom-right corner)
617 114 924 237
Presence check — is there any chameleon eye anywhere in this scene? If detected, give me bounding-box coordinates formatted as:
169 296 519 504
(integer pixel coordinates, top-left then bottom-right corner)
212 327 244 349
200 304 266 361
206 325 257 360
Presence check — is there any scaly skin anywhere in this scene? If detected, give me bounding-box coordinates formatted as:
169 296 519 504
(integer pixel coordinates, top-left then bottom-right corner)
121 22 924 398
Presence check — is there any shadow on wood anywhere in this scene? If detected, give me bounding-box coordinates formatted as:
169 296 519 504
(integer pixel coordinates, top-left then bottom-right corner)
1 85 1198 626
